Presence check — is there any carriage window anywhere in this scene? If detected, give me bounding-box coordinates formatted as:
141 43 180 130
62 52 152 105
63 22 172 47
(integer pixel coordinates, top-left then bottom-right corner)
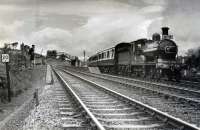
107 51 110 58
99 54 101 59
110 51 112 58
111 49 114 58
94 56 97 61
137 44 141 48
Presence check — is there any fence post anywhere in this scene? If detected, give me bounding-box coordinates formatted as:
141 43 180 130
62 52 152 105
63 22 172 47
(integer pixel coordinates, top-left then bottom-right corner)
34 89 39 106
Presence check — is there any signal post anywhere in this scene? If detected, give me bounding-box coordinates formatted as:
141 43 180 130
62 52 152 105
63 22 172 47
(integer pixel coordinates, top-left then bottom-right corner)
2 47 11 102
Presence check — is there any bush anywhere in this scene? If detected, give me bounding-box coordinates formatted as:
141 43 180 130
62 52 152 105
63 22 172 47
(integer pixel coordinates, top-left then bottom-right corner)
0 89 7 103
14 89 23 97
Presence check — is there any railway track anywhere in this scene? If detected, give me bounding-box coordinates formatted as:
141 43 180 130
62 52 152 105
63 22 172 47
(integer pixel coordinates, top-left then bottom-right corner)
64 66 200 92
57 66 200 128
173 80 200 90
105 75 200 103
63 67 200 104
142 78 199 91
52 67 200 130
50 70 92 129
64 66 200 103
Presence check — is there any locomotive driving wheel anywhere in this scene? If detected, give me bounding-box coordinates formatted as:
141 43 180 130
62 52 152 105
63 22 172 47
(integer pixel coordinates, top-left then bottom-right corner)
155 69 162 81
166 69 173 81
174 68 181 82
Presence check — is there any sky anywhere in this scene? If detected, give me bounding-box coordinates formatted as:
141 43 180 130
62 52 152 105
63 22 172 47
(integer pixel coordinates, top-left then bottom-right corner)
0 0 200 58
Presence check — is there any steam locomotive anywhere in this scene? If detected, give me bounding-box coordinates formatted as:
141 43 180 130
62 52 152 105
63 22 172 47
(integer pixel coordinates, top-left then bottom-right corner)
88 27 181 81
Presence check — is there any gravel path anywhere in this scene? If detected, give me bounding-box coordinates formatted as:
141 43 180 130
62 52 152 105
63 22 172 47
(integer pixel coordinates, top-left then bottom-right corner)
21 79 63 130
21 68 88 130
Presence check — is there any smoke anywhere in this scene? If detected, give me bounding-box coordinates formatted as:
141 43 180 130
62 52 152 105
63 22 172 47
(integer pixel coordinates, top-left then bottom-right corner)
156 0 200 55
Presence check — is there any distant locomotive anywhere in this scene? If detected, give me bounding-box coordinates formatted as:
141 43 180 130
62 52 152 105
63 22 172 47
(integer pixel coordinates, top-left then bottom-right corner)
88 27 181 81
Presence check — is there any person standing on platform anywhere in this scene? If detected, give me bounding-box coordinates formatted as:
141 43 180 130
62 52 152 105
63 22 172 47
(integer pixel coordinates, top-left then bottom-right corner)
29 45 35 68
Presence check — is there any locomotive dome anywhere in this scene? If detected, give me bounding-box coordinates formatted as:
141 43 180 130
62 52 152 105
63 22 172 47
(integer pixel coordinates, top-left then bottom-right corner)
152 33 161 41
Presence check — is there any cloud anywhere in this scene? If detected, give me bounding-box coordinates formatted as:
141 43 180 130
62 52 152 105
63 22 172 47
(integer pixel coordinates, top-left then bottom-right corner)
3 0 199 58
72 12 156 56
159 0 200 55
27 11 156 57
29 27 73 55
142 0 166 5
0 0 163 57
0 21 26 47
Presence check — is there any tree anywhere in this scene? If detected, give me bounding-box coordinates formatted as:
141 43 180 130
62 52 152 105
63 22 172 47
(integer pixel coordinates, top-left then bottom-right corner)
47 50 57 58
60 54 65 61
185 47 200 69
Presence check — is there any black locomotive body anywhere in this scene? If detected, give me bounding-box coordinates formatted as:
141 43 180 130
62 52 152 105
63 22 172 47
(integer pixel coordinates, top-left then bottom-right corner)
88 27 181 81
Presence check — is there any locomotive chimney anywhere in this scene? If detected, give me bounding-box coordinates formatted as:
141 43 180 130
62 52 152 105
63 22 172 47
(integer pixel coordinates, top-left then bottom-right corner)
161 27 173 40
162 27 169 35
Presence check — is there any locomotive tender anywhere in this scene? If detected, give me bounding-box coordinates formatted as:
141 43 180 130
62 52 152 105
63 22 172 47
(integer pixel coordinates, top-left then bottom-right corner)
88 27 180 81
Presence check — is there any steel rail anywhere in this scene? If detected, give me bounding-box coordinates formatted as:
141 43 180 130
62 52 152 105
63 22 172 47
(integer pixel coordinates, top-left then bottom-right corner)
64 68 200 105
76 68 200 95
180 80 200 84
53 69 106 130
63 69 200 130
102 74 200 94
